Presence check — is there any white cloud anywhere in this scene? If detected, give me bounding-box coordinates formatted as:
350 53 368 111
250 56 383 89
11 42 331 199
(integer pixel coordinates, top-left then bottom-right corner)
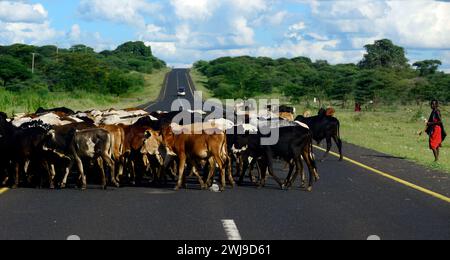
78 0 161 27
145 41 177 56
0 21 58 45
256 39 363 64
69 24 81 41
0 1 48 23
0 1 58 45
170 0 219 21
309 0 450 49
231 17 255 46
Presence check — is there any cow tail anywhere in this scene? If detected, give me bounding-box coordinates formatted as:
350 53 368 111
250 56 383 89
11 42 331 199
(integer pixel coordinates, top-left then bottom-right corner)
221 135 228 164
306 132 318 172
107 133 113 158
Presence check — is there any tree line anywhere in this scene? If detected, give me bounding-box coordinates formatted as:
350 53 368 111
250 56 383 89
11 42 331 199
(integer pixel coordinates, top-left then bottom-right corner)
0 41 166 95
194 39 450 105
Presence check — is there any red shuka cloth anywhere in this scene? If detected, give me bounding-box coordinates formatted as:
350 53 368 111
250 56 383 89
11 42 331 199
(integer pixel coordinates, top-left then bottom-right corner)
430 124 443 150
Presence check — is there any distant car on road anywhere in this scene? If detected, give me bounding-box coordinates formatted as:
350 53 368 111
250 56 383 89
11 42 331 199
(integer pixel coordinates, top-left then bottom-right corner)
178 86 186 96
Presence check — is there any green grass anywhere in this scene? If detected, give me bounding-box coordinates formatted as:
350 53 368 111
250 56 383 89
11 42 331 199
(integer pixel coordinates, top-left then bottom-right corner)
190 68 213 99
0 68 169 116
294 104 450 174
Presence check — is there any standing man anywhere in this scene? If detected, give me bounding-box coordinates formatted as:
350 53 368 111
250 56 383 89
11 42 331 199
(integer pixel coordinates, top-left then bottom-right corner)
427 100 447 162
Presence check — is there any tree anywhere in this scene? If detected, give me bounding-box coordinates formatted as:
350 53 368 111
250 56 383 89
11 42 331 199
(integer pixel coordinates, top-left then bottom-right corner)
114 41 152 57
69 44 94 54
413 60 442 76
0 55 32 87
359 39 409 69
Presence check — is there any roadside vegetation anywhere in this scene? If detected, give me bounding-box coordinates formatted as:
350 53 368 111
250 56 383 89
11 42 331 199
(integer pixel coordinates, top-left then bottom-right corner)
292 103 450 174
194 39 450 106
0 41 166 115
194 39 450 173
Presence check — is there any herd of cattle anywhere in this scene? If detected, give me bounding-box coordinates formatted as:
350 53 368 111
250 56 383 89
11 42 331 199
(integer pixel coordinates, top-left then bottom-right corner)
0 105 342 192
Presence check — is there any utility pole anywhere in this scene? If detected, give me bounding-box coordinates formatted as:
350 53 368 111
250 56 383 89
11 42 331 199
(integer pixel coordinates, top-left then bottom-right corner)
31 53 36 74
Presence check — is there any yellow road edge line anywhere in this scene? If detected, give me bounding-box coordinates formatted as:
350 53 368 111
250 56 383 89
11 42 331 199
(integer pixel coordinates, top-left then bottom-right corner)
313 146 450 204
0 188 9 195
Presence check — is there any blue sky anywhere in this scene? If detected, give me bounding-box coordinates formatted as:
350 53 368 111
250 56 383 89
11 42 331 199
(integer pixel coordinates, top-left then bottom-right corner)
1 0 449 71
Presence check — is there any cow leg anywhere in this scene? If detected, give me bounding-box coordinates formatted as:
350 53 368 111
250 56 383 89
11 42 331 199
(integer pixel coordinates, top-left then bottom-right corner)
256 160 266 188
24 160 30 175
227 157 235 188
175 155 187 191
102 154 118 188
284 161 296 189
130 160 136 186
265 152 283 189
116 156 125 184
61 162 73 189
303 147 320 192
97 158 107 190
49 164 56 189
248 159 258 184
42 161 55 189
213 155 226 191
292 157 305 189
237 156 246 185
205 157 216 187
12 162 20 189
73 155 87 190
192 165 207 190
333 136 344 161
321 137 332 161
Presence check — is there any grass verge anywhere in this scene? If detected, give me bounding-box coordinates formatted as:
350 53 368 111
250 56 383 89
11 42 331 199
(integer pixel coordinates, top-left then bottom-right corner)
189 69 213 100
294 104 450 174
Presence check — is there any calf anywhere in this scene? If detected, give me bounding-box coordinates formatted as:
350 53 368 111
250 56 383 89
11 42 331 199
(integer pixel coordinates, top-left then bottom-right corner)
295 108 343 161
161 125 234 191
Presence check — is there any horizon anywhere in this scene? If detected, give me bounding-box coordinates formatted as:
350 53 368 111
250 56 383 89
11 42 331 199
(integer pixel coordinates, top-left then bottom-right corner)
0 0 449 72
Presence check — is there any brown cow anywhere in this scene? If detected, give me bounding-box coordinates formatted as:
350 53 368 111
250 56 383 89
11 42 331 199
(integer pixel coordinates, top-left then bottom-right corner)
141 129 166 183
119 124 154 185
161 125 234 191
100 124 125 186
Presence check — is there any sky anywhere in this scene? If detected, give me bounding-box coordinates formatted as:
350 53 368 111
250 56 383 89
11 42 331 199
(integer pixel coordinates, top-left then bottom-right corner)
0 0 449 71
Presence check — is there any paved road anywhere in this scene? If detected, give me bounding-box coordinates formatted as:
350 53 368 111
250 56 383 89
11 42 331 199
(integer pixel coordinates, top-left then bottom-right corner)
0 69 449 240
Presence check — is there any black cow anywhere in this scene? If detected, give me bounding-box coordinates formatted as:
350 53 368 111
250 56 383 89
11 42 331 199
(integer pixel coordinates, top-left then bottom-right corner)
227 125 258 185
0 112 12 186
44 124 116 190
235 125 320 191
1 120 55 188
295 109 343 161
36 107 75 116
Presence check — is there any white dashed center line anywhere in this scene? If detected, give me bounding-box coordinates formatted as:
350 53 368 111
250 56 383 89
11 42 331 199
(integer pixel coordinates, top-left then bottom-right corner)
367 235 381 240
222 220 242 240
67 235 81 240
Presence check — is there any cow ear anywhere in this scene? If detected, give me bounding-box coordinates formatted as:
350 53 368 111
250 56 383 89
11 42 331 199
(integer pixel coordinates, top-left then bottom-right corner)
144 130 152 139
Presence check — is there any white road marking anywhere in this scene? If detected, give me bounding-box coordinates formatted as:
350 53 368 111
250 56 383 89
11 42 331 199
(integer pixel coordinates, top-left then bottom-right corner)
222 219 242 240
185 72 195 96
367 235 381 240
67 235 81 240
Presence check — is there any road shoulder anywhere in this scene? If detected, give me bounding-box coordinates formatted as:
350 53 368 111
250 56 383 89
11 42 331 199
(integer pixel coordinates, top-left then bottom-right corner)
317 142 450 198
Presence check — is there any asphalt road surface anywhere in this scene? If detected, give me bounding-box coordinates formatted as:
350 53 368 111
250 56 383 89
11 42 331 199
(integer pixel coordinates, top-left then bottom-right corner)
0 69 449 240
